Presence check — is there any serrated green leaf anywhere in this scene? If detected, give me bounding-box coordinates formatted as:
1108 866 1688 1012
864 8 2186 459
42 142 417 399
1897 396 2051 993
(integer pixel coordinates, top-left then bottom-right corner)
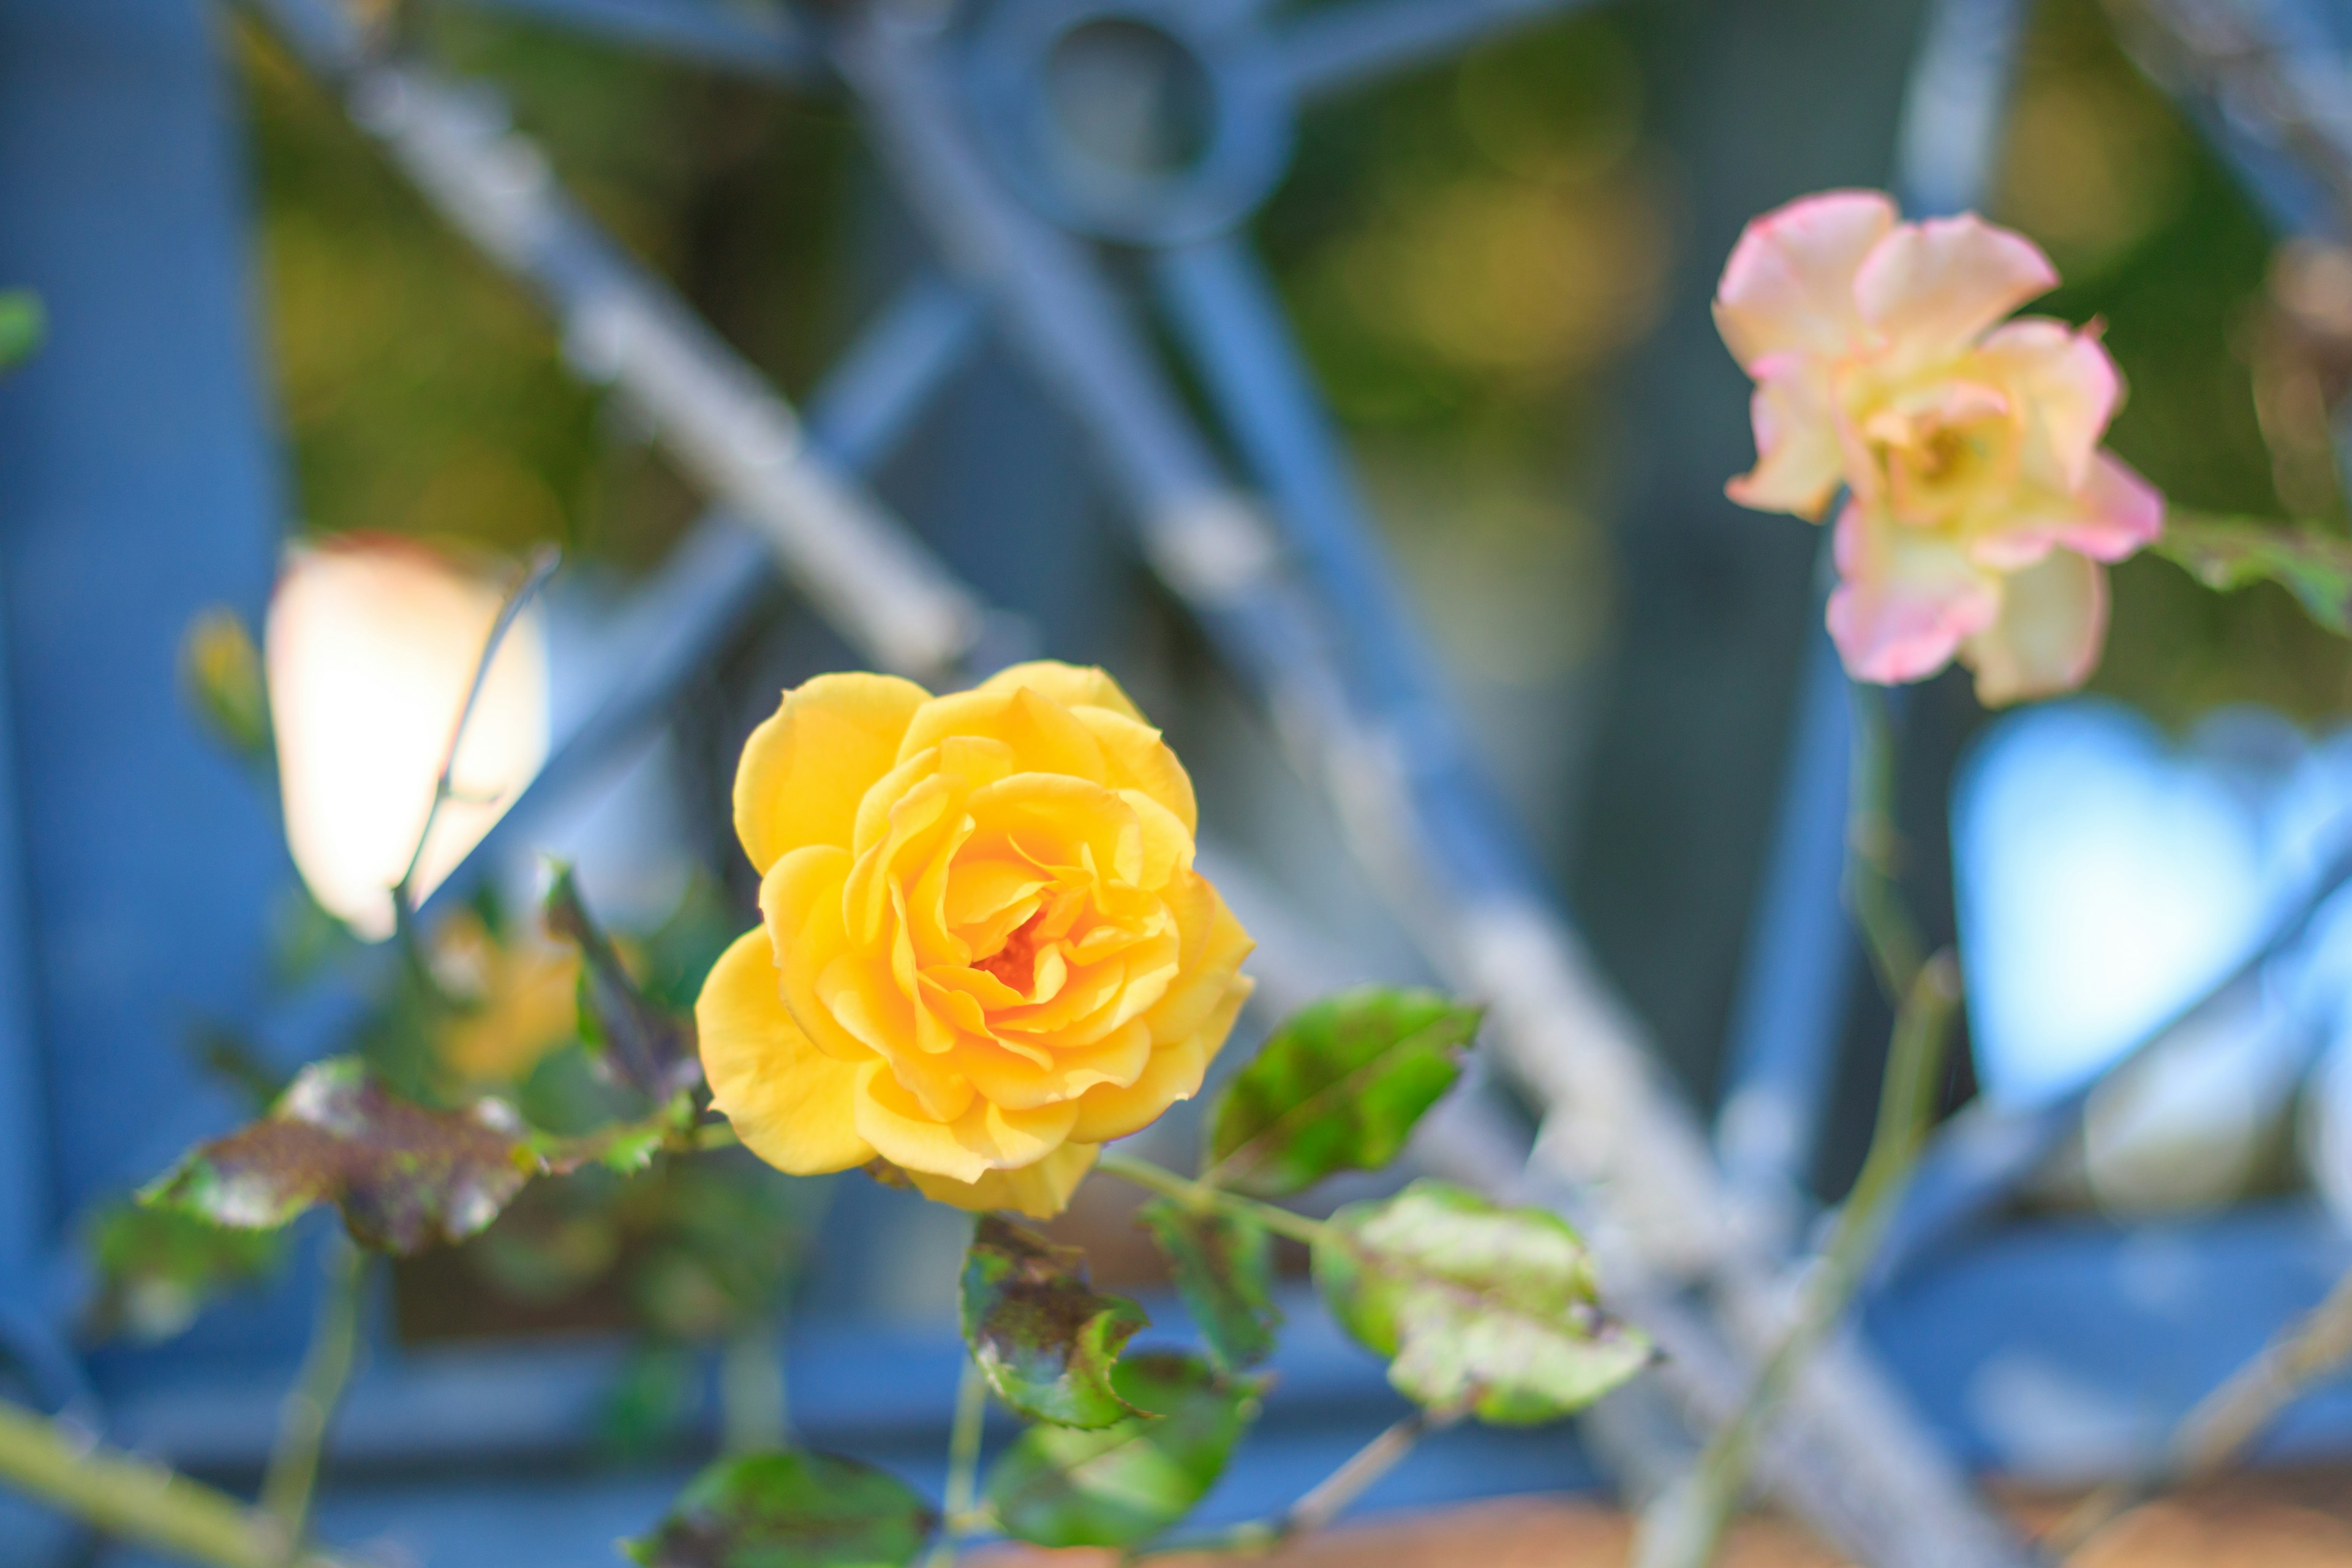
961 1216 1148 1428
140 1058 542 1255
543 862 700 1101
2153 514 2352 635
625 1450 934 1568
1137 1200 1281 1371
984 1352 1262 1549
0 291 43 372
1206 987 1481 1196
84 1200 285 1344
1313 1179 1651 1425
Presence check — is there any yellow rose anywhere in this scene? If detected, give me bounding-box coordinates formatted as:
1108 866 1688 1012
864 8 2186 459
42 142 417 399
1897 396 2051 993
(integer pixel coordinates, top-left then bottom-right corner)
697 662 1254 1218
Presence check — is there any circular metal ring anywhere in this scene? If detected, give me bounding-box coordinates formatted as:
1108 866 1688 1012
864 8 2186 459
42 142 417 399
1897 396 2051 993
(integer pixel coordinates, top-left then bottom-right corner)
964 0 1294 246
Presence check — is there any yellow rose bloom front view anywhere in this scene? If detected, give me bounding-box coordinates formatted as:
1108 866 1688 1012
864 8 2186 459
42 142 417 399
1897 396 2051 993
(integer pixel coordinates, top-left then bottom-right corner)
697 661 1255 1218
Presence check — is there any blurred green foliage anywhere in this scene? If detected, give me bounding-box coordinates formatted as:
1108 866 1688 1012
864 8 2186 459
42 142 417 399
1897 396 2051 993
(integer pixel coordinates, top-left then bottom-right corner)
240 9 855 570
238 0 2352 732
1995 0 2352 723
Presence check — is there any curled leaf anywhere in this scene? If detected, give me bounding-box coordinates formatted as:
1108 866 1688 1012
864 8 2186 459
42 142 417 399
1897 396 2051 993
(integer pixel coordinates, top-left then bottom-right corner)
984 1352 1263 1550
140 1057 541 1255
2154 514 2352 635
961 1215 1148 1428
1138 1199 1281 1371
543 862 701 1101
1313 1179 1652 1425
625 1450 935 1568
1207 987 1482 1196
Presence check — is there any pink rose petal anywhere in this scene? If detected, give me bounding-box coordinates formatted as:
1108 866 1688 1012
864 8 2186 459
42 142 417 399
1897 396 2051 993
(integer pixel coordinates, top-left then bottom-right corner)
1714 189 1897 369
1961 547 2108 706
1854 213 2058 369
1826 498 2002 684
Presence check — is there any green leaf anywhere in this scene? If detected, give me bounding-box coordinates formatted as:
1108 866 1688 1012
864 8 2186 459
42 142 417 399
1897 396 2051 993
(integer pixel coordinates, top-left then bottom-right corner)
1312 1179 1652 1425
961 1215 1148 1428
1137 1200 1281 1371
2153 514 2352 635
624 1450 935 1568
0 290 43 372
543 861 700 1101
84 1200 284 1344
1206 987 1482 1196
140 1057 543 1255
984 1352 1262 1550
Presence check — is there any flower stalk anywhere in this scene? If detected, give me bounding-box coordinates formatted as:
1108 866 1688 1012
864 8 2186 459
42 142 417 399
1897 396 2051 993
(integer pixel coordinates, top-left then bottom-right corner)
1632 950 1964 1568
0 1399 355 1568
260 1234 368 1555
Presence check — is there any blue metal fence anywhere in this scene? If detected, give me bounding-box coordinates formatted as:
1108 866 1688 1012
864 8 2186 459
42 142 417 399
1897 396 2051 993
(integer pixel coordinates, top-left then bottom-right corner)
7 0 2352 1564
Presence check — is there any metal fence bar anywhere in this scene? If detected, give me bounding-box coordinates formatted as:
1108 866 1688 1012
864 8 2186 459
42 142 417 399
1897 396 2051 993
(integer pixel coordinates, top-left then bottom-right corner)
96 2 991 1177
1273 0 1603 102
839 13 2032 1566
453 0 819 84
253 0 983 682
1148 234 1529 896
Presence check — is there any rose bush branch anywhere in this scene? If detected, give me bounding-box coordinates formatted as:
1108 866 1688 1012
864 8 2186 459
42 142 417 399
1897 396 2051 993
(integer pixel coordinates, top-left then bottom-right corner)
0 1400 358 1568
259 1235 369 1553
922 1354 990 1568
1845 683 1924 1001
1633 951 1964 1568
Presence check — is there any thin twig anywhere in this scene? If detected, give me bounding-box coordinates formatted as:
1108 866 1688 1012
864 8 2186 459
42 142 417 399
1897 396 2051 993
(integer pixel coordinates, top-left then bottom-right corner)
2046 1262 2352 1556
259 1235 368 1558
1632 952 1965 1568
0 1399 357 1568
388 544 560 965
1131 1404 1463 1562
923 1352 990 1568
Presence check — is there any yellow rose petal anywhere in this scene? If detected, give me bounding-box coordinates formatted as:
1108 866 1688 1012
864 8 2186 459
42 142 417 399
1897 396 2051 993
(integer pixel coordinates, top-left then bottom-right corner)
735 673 930 875
1142 876 1255 1045
975 660 1145 722
1067 980 1251 1146
854 1061 1080 1182
1075 707 1197 836
698 930 876 1175
906 1141 1100 1219
899 685 1109 784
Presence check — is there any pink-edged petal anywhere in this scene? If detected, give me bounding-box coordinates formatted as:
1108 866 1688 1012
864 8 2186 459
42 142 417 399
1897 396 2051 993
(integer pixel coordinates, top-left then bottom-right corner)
1962 453 2162 570
2060 451 2165 561
1961 548 2108 706
1854 214 2057 368
1726 357 1845 519
1975 317 2122 490
1713 190 1898 369
1825 499 2002 684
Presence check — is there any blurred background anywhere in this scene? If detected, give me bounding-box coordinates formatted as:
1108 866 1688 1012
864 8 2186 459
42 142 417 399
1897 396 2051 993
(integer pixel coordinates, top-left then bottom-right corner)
12 0 2352 1562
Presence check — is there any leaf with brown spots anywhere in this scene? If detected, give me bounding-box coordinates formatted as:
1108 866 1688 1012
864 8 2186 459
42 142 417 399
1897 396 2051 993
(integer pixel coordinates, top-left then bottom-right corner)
140 1057 543 1256
625 1450 934 1568
960 1216 1148 1428
1137 1200 1281 1371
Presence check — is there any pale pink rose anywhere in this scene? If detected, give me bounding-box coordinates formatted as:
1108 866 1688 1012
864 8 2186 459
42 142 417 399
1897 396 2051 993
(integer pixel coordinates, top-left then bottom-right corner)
1716 190 2164 704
